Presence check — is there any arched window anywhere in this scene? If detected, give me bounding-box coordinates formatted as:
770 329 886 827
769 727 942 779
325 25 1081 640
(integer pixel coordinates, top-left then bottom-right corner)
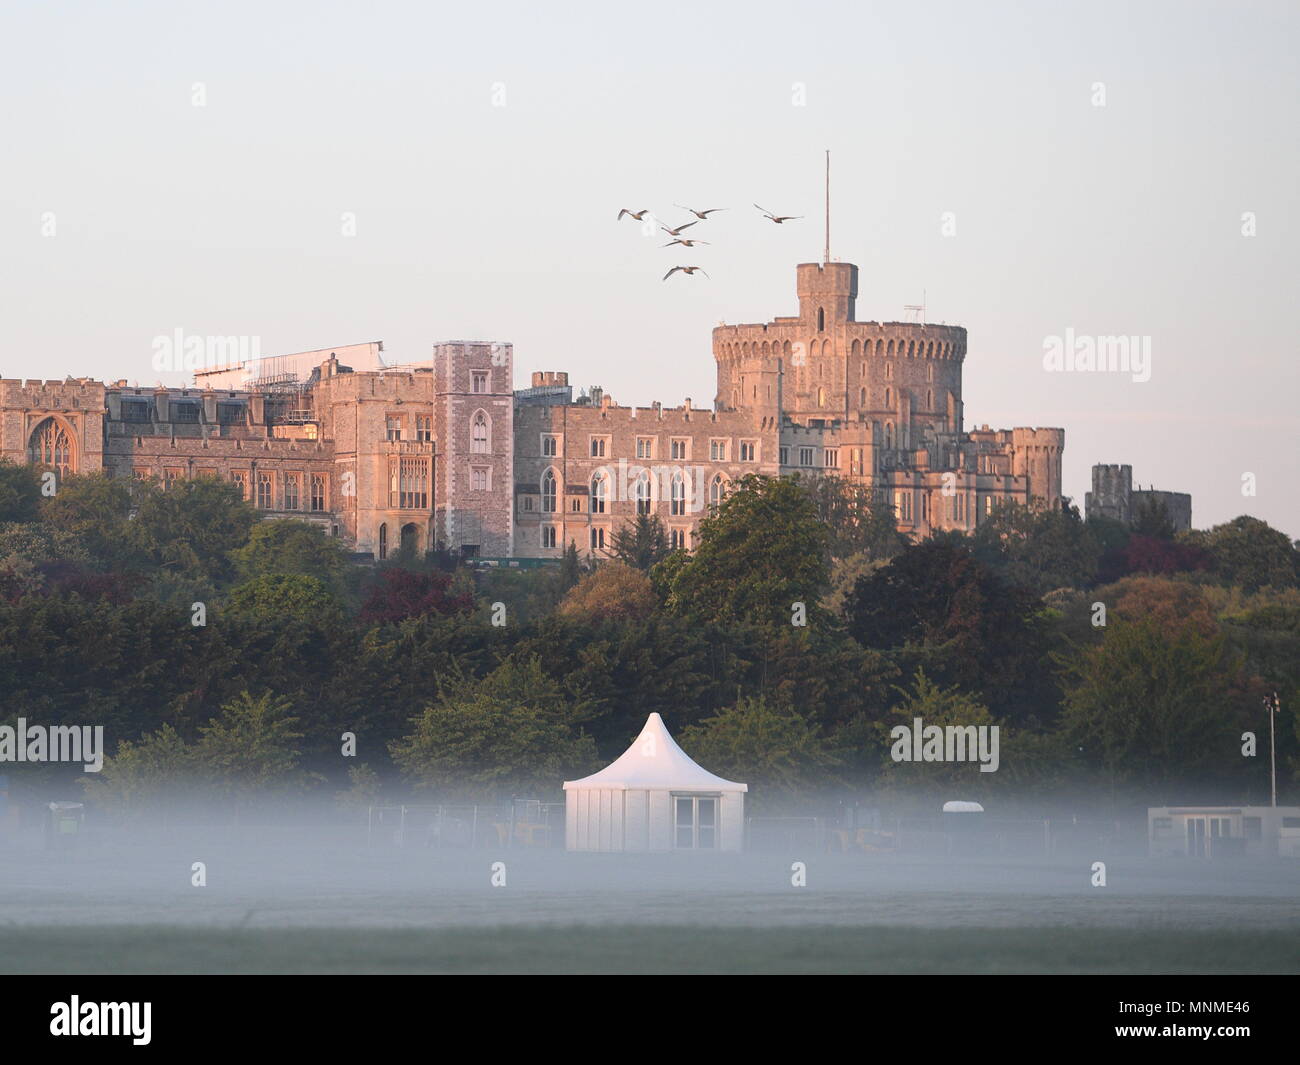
28 417 75 478
590 473 607 514
709 474 726 508
927 389 933 409
670 472 686 516
817 387 825 407
541 469 557 512
635 471 652 515
885 423 894 449
859 387 867 406
378 523 388 560
818 307 825 331
885 387 892 407
471 411 489 453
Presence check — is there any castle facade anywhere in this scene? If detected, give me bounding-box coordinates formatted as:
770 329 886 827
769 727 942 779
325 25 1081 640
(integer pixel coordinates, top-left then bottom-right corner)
2 262 1064 560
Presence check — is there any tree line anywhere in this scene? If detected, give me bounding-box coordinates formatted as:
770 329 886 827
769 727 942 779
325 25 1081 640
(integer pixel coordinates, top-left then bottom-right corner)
1 460 1296 814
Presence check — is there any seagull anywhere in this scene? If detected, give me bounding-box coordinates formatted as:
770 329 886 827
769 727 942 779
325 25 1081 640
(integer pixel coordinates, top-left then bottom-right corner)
754 203 803 224
675 205 726 219
617 208 651 221
663 266 709 280
661 238 710 248
659 220 699 237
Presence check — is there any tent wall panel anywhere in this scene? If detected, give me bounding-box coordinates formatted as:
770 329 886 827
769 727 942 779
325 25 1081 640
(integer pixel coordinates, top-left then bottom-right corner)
721 793 745 851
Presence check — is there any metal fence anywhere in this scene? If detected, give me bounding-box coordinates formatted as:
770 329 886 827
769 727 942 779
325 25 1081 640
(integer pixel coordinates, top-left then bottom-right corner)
747 815 1142 856
366 799 565 849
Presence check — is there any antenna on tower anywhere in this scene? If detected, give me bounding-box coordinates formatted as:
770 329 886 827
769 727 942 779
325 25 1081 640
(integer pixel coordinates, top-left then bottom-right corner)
823 149 831 264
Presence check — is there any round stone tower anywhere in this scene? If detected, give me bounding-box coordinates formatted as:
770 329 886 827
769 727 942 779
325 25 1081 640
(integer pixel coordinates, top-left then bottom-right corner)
713 262 967 434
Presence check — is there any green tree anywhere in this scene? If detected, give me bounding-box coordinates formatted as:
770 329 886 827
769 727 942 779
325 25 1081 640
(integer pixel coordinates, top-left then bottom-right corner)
82 724 197 815
799 475 906 562
662 475 830 628
195 691 314 803
1188 516 1298 592
225 573 345 627
876 670 1006 796
679 695 841 807
389 656 598 798
127 477 257 584
0 460 42 524
231 518 350 589
610 513 670 571
40 471 134 566
972 500 1101 594
1058 619 1252 800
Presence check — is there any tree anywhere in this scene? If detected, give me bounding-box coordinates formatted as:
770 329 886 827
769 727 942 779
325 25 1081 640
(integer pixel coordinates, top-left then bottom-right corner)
875 670 1005 795
1188 516 1299 592
231 518 350 589
359 568 474 625
558 562 657 623
225 573 345 627
82 723 196 815
0 460 42 524
1058 619 1253 799
196 691 314 802
389 657 599 798
662 475 830 628
40 471 133 566
845 539 1054 725
127 477 257 584
679 695 841 807
972 500 1101 594
798 475 906 562
610 513 670 571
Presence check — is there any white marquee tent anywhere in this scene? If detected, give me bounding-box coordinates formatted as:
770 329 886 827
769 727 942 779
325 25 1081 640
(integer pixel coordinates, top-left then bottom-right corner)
563 713 748 852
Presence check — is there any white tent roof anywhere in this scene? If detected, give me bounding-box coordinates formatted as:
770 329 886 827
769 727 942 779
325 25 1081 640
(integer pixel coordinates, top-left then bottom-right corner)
942 800 984 813
564 713 748 793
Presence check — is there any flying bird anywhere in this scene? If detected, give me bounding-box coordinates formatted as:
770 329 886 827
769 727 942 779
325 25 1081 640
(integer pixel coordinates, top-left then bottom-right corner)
617 208 651 221
675 205 727 219
754 204 803 224
663 266 709 280
659 220 699 237
661 238 710 248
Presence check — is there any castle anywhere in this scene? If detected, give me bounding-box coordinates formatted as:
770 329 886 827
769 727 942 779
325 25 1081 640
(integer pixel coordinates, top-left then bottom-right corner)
2 261 1064 560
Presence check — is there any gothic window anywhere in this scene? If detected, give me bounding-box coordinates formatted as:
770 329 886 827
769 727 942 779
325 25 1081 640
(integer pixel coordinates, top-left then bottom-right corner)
635 471 652 515
818 307 825 331
256 471 273 509
378 523 388 560
541 469 557 512
670 472 686 516
591 474 607 514
28 418 75 478
471 411 489 453
709 474 725 508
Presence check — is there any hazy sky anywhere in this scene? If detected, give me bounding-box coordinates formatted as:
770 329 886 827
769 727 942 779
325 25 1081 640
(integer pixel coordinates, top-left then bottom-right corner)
2 0 1296 535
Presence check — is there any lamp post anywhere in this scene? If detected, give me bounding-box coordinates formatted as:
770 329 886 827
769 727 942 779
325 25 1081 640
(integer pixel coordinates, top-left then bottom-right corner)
1263 692 1280 808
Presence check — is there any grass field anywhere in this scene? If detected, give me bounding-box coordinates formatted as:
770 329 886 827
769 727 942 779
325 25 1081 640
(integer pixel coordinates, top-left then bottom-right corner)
3 924 1298 974
4 829 1298 974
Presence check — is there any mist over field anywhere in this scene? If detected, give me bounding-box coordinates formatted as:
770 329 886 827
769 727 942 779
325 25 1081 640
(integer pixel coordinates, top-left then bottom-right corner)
3 793 1298 974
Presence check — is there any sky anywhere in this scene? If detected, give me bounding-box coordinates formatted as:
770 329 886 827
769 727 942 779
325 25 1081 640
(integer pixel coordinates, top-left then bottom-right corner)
1 0 1296 535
